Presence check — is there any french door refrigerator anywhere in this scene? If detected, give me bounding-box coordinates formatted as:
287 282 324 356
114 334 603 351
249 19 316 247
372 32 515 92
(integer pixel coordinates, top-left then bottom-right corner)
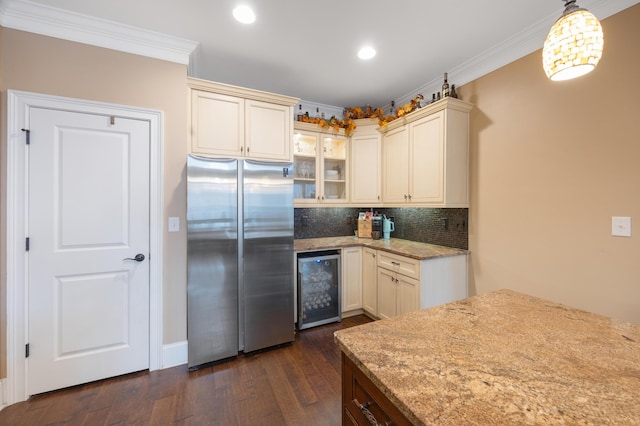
187 155 294 369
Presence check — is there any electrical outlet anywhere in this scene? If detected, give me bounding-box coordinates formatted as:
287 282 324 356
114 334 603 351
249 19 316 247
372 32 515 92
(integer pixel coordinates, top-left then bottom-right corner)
168 217 180 232
611 216 631 237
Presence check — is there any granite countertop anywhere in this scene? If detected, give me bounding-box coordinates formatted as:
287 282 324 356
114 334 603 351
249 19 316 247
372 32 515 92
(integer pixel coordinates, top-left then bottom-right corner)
294 236 467 260
334 289 640 425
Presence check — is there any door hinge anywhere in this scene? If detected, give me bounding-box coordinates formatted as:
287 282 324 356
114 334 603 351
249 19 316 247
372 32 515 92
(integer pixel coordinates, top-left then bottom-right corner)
25 343 30 358
26 237 30 251
21 128 30 145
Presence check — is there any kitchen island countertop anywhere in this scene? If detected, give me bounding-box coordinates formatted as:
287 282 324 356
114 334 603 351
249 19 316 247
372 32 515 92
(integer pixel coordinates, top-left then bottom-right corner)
334 289 640 425
294 236 466 260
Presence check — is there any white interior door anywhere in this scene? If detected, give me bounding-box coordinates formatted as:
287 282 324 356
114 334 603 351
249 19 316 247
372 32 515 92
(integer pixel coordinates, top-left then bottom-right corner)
27 107 150 395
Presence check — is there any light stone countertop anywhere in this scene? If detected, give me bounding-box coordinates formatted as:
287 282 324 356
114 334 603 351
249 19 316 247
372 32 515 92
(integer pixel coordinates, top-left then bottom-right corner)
334 289 640 425
294 236 467 260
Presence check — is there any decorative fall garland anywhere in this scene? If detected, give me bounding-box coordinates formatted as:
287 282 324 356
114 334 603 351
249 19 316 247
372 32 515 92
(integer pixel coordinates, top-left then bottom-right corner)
299 94 425 136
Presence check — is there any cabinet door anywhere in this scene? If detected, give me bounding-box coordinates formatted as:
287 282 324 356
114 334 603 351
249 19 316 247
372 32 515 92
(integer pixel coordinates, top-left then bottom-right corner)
342 247 362 312
293 131 319 204
322 135 348 203
245 100 291 161
382 126 409 204
376 268 397 320
409 112 444 203
191 90 244 157
351 132 381 205
362 248 377 316
396 274 420 316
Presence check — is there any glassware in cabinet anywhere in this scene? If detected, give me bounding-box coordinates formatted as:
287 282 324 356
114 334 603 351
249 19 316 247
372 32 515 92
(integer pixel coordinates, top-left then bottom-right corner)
322 135 347 202
293 132 318 201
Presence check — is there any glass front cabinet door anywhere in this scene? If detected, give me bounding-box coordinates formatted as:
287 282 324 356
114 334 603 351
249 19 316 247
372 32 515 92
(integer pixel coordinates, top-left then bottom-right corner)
293 127 348 205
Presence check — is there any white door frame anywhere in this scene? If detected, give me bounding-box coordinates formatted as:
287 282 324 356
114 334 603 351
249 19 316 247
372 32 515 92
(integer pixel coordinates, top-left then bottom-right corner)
5 90 164 404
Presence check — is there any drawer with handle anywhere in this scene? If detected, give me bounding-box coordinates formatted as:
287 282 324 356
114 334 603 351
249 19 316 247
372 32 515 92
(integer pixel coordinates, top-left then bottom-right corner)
342 353 412 426
376 251 420 280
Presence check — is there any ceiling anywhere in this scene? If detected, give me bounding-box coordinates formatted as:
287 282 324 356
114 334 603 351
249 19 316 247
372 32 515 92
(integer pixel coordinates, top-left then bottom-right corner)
3 0 639 108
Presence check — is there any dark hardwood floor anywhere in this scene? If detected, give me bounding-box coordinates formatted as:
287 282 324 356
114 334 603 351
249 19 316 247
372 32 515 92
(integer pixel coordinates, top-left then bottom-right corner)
0 315 372 426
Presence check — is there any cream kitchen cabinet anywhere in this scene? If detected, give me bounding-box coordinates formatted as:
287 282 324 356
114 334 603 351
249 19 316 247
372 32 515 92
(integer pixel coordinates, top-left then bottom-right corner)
376 251 420 319
341 247 362 313
350 119 382 206
380 97 472 207
361 247 378 317
377 268 419 320
380 125 409 204
374 249 468 320
188 77 298 161
293 122 348 205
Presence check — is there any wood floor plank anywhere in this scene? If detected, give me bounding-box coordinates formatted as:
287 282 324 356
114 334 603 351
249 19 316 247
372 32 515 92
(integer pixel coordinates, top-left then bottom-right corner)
149 395 177 425
0 315 372 425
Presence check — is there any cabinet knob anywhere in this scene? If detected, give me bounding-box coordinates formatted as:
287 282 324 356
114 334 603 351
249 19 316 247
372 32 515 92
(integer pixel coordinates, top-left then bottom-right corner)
408 194 412 200
404 194 408 200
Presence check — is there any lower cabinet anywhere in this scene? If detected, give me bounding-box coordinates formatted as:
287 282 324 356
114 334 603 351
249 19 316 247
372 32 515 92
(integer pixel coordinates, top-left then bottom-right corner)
342 353 412 426
366 249 467 319
376 267 419 320
361 248 378 316
335 245 467 320
342 247 363 313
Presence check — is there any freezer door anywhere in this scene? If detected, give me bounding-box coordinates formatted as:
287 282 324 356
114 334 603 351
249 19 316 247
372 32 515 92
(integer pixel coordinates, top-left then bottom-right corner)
242 160 294 352
187 155 238 367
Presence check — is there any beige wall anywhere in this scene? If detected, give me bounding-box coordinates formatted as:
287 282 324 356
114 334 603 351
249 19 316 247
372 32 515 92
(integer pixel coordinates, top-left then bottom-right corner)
461 4 640 324
0 29 189 377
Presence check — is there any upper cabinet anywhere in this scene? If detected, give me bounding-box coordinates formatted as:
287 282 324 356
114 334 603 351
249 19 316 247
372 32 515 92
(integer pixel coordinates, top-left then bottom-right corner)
293 122 349 205
380 98 472 207
350 119 382 206
188 77 299 162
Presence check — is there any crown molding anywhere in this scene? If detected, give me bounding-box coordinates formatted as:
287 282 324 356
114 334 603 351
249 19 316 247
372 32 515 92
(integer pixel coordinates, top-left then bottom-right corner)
0 0 198 65
393 0 640 110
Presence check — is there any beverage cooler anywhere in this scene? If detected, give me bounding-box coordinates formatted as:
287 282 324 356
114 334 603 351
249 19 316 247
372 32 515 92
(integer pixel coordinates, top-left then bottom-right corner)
297 250 341 330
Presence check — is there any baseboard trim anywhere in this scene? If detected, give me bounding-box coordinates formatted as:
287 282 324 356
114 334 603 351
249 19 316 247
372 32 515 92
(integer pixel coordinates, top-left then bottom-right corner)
0 378 7 411
341 309 364 319
162 341 188 369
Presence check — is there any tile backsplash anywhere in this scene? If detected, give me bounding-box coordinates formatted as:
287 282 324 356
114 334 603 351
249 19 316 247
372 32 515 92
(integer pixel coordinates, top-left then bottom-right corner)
294 207 468 250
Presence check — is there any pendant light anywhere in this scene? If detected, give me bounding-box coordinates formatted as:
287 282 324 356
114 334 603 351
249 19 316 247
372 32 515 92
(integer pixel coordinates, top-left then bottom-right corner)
542 0 604 81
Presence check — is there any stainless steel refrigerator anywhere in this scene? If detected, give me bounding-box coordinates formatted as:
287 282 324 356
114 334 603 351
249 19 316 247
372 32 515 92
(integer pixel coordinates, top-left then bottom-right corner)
187 155 294 369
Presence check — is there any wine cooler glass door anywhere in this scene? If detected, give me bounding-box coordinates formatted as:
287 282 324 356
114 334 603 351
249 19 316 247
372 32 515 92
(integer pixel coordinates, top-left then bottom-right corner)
297 253 341 330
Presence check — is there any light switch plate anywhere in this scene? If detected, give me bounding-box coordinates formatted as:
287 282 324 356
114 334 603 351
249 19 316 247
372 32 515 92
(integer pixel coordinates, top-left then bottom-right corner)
611 216 631 237
168 217 180 232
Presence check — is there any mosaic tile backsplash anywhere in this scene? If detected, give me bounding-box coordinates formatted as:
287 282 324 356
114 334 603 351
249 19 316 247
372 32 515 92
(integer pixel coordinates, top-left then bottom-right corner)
294 207 468 250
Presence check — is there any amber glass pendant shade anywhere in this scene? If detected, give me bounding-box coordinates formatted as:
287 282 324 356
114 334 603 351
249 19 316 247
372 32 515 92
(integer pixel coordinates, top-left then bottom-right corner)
542 3 604 81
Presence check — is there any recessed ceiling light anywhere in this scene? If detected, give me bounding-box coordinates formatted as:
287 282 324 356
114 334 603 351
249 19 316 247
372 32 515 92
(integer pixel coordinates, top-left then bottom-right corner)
358 46 376 60
233 5 256 24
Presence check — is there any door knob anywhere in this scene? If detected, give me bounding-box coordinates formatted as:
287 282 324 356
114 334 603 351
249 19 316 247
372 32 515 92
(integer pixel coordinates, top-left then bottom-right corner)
123 253 145 262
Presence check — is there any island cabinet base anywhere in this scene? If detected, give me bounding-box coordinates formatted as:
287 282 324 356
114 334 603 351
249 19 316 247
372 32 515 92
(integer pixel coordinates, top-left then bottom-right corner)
342 353 412 426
